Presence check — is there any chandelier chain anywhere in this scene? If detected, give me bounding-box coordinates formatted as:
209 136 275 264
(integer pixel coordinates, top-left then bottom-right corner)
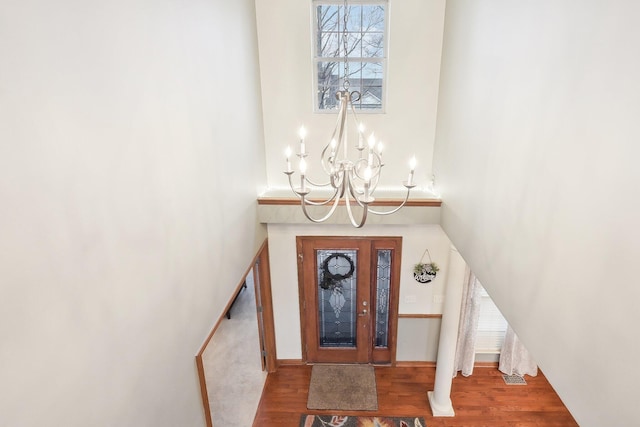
342 0 350 90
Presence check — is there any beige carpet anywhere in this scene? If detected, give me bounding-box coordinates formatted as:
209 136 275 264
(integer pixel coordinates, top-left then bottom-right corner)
307 364 378 410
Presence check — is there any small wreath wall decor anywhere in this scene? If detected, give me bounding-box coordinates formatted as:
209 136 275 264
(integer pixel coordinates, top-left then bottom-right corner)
413 262 439 283
413 248 439 284
319 253 355 291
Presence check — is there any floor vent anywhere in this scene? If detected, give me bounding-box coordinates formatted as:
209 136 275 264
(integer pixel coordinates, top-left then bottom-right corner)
502 374 527 385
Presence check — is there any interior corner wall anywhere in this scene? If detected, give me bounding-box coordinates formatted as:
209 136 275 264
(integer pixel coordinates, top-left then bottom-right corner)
267 223 450 361
433 1 640 426
0 0 266 425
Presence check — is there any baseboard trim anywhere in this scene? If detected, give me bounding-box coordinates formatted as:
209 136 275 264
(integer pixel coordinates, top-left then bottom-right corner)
395 361 437 368
277 359 305 367
395 361 498 369
474 362 499 368
272 360 500 369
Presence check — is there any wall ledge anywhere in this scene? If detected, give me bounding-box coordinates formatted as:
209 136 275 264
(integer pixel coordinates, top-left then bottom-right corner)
257 190 441 225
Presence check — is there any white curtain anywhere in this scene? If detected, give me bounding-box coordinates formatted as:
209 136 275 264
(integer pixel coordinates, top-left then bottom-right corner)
453 271 482 377
499 325 538 377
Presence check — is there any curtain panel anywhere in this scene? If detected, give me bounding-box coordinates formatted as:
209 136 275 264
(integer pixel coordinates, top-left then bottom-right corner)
499 325 538 377
453 270 482 377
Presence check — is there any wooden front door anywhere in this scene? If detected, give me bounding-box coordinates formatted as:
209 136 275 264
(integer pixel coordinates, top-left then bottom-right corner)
297 236 401 364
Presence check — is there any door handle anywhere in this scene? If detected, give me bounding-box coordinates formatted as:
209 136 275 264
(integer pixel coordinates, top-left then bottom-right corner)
358 309 368 316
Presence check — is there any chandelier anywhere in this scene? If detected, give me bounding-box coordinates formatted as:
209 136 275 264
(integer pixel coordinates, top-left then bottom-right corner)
284 0 417 228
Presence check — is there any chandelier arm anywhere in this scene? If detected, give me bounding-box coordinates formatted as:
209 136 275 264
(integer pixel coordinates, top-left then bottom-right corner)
320 96 348 175
347 161 380 201
286 171 303 196
352 154 382 181
334 170 346 193
287 172 339 205
344 182 368 228
304 177 333 187
366 187 413 216
351 157 367 183
335 93 348 155
319 153 335 176
347 170 366 203
300 185 344 222
368 169 382 193
287 167 335 191
301 187 341 206
348 99 362 129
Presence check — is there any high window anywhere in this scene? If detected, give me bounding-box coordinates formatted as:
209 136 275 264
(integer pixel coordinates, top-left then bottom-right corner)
313 0 387 111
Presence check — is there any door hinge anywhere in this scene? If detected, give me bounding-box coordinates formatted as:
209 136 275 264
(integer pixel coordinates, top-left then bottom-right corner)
298 253 303 263
262 350 267 357
257 306 263 313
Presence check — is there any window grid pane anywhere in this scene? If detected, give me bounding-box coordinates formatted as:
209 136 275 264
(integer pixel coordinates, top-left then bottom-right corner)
316 60 383 110
315 2 386 111
475 283 509 353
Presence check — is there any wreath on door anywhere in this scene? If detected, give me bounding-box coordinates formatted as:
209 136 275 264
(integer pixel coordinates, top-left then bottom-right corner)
319 253 355 291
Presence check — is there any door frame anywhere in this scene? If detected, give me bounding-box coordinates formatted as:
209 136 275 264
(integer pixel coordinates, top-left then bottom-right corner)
297 236 402 365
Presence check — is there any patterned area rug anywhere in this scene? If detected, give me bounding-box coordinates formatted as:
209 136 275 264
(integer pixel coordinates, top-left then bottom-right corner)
300 415 426 427
307 364 378 410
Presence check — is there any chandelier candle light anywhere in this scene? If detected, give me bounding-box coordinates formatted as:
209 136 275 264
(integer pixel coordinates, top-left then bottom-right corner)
283 0 417 228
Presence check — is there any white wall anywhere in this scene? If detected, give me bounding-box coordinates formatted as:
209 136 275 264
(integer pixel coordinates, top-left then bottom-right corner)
396 317 441 362
267 223 450 359
255 0 445 191
433 1 640 426
0 0 266 425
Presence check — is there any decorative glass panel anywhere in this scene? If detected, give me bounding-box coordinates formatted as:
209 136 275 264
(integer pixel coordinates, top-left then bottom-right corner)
375 249 391 347
317 249 357 347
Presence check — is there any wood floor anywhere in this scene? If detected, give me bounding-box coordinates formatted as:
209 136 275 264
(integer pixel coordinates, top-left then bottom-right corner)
253 365 578 427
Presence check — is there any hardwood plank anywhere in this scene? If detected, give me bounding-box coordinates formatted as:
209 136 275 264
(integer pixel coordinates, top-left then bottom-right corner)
252 365 578 427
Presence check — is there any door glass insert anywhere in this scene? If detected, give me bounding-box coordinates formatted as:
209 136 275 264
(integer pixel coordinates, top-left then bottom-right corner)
317 249 358 348
375 249 391 347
